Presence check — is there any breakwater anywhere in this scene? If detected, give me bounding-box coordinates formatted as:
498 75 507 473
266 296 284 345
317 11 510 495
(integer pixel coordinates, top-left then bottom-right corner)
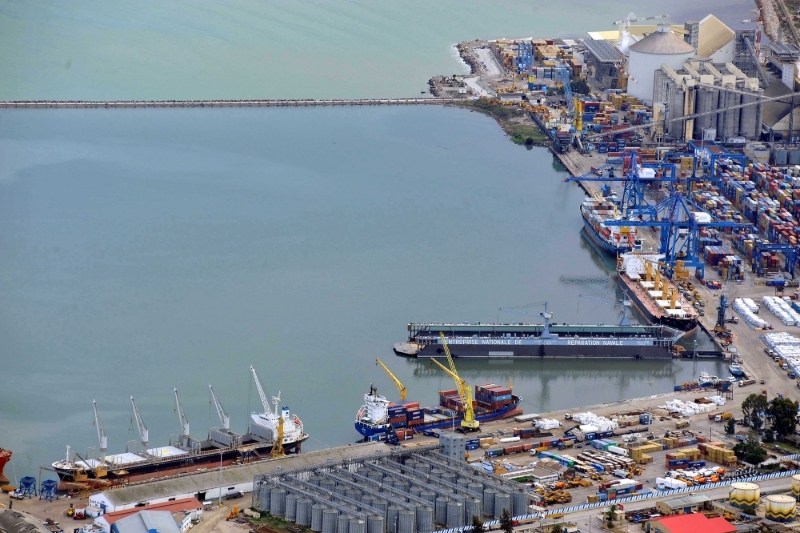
0 98 449 109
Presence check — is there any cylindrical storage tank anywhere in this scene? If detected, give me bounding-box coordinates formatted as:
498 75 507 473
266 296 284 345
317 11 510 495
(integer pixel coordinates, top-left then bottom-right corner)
349 518 366 533
347 489 362 502
627 25 695 105
766 495 797 522
367 515 384 533
441 473 456 485
513 490 528 516
793 475 800 499
372 499 388 519
270 488 286 516
297 499 313 527
368 471 383 484
410 486 422 499
483 488 497 517
394 481 410 494
468 483 483 499
338 515 353 533
311 504 326 532
446 501 464 528
309 475 322 487
259 485 272 512
730 483 760 513
435 497 449 525
362 495 374 510
322 508 339 533
416 462 430 476
415 506 433 533
382 478 395 490
286 494 298 522
321 479 336 492
336 485 348 498
387 506 401 533
398 509 415 533
404 460 417 471
430 469 443 479
465 498 482 523
420 491 436 506
493 493 511 519
456 478 470 490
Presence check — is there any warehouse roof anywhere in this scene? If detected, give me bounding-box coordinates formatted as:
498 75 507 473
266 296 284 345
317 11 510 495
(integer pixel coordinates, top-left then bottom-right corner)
0 511 52 533
659 493 710 509
583 39 624 63
96 442 403 507
630 25 695 55
113 511 180 533
655 513 735 533
99 498 201 527
696 15 735 59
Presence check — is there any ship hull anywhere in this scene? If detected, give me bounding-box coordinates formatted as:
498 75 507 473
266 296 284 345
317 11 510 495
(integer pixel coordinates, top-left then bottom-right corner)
582 216 632 255
355 399 522 438
618 274 698 333
407 342 671 359
53 436 308 485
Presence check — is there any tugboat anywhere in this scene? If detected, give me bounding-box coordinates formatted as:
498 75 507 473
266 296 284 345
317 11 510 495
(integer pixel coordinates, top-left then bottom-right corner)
729 362 745 377
698 372 720 387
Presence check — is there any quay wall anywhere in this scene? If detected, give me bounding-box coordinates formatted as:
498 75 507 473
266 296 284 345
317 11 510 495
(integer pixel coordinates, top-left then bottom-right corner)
0 98 449 109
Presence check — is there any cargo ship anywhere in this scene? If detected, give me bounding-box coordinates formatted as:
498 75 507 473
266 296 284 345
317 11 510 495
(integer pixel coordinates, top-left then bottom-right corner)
51 367 308 485
354 383 521 438
617 253 699 332
581 197 643 255
0 448 11 485
394 304 682 360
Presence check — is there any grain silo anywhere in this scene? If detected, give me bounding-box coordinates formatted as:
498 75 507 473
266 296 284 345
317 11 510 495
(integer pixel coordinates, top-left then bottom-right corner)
628 25 695 105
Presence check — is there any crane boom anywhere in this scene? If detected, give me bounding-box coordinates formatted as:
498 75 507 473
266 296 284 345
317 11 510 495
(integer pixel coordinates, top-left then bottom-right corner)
249 365 270 412
376 358 407 401
436 332 478 430
130 396 149 447
93 400 108 461
173 388 190 441
208 384 230 430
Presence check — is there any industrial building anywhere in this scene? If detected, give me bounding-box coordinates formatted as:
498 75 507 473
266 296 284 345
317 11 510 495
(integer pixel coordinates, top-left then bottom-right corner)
94 498 202 533
0 511 53 533
652 60 763 142
654 493 710 515
251 444 537 533
111 511 181 533
645 513 735 533
582 39 626 90
628 26 697 105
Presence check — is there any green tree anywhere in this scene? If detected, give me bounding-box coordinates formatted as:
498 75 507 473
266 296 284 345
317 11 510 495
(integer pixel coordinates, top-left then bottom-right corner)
500 508 513 533
764 428 775 443
550 525 564 533
742 393 769 430
471 515 485 533
733 440 767 464
605 503 618 527
768 397 800 437
725 417 736 435
569 78 591 95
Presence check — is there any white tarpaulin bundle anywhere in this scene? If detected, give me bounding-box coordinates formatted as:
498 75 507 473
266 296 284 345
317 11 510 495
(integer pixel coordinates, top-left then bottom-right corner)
762 296 800 326
660 399 714 416
570 411 618 432
765 332 800 376
733 298 770 329
535 419 560 431
704 395 726 406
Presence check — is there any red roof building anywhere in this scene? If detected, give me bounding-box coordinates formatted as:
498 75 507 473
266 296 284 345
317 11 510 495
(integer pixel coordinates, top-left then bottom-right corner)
95 498 202 533
648 513 736 533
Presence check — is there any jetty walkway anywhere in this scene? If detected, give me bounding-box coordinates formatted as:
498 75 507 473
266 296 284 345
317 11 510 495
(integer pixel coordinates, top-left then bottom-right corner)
0 98 450 109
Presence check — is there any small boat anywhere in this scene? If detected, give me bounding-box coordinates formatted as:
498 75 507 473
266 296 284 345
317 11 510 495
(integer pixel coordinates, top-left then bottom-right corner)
698 372 719 387
729 363 745 377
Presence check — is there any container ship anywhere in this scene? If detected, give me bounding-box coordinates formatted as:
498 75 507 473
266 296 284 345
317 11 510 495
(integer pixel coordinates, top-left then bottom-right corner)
394 304 682 360
52 366 308 485
0 448 11 485
355 384 521 439
617 253 699 333
580 197 643 255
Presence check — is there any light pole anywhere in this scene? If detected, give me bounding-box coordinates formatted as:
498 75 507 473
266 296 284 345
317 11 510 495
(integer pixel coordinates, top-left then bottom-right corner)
218 451 223 508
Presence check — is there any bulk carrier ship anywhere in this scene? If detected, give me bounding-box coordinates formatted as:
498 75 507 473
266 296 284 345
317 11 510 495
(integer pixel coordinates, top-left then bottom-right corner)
52 366 308 485
617 253 699 333
394 303 682 360
355 383 521 439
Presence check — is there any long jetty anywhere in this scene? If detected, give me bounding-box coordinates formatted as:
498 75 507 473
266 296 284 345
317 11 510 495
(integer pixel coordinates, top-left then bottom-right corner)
0 98 449 109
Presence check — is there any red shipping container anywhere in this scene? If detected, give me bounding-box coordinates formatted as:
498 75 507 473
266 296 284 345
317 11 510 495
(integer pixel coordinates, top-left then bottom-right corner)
400 401 420 410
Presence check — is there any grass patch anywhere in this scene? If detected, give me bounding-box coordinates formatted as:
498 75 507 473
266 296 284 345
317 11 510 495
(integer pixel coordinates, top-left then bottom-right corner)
504 124 549 145
455 99 525 120
250 513 298 531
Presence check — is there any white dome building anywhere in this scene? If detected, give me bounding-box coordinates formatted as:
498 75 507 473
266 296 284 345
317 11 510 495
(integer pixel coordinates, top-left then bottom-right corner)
628 24 695 105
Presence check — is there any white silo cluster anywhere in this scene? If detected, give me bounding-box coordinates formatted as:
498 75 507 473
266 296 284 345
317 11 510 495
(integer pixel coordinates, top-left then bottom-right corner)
627 25 696 105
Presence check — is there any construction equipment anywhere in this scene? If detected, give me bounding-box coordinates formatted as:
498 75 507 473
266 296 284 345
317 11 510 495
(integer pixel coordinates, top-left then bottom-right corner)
433 332 479 432
376 358 406 401
173 388 190 447
130 396 149 448
209 384 230 430
227 505 239 520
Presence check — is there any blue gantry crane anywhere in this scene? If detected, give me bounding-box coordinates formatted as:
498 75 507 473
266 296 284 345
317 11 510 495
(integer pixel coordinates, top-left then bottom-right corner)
554 63 574 114
752 240 799 278
516 42 533 74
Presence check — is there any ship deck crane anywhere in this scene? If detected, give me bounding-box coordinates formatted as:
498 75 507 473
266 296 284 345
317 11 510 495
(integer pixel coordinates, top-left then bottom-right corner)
173 388 190 447
208 384 230 431
434 332 479 431
376 358 406 401
93 400 108 463
130 396 149 448
249 365 271 413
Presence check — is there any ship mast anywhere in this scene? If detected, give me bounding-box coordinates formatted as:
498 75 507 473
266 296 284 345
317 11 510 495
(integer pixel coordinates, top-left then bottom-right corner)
209 384 230 430
130 396 149 448
540 302 553 339
173 388 190 446
93 400 107 462
249 365 271 413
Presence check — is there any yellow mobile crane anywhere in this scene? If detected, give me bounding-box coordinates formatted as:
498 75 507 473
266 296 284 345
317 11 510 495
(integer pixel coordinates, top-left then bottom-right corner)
271 417 284 458
376 358 406 401
433 332 479 432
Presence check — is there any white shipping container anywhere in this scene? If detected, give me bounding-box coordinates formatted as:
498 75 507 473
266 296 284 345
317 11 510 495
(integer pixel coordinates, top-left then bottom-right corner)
607 446 628 457
500 437 521 443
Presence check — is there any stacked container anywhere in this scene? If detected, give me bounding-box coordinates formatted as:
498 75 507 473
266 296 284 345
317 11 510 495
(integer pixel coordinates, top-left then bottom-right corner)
387 403 407 428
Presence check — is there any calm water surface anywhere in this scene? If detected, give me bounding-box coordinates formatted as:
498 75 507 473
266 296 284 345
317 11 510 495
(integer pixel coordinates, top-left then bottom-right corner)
0 106 728 475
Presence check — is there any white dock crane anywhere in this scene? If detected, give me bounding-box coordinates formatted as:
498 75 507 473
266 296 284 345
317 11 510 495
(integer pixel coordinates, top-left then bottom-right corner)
208 384 230 431
249 365 271 413
93 400 108 462
173 388 190 446
130 396 149 448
